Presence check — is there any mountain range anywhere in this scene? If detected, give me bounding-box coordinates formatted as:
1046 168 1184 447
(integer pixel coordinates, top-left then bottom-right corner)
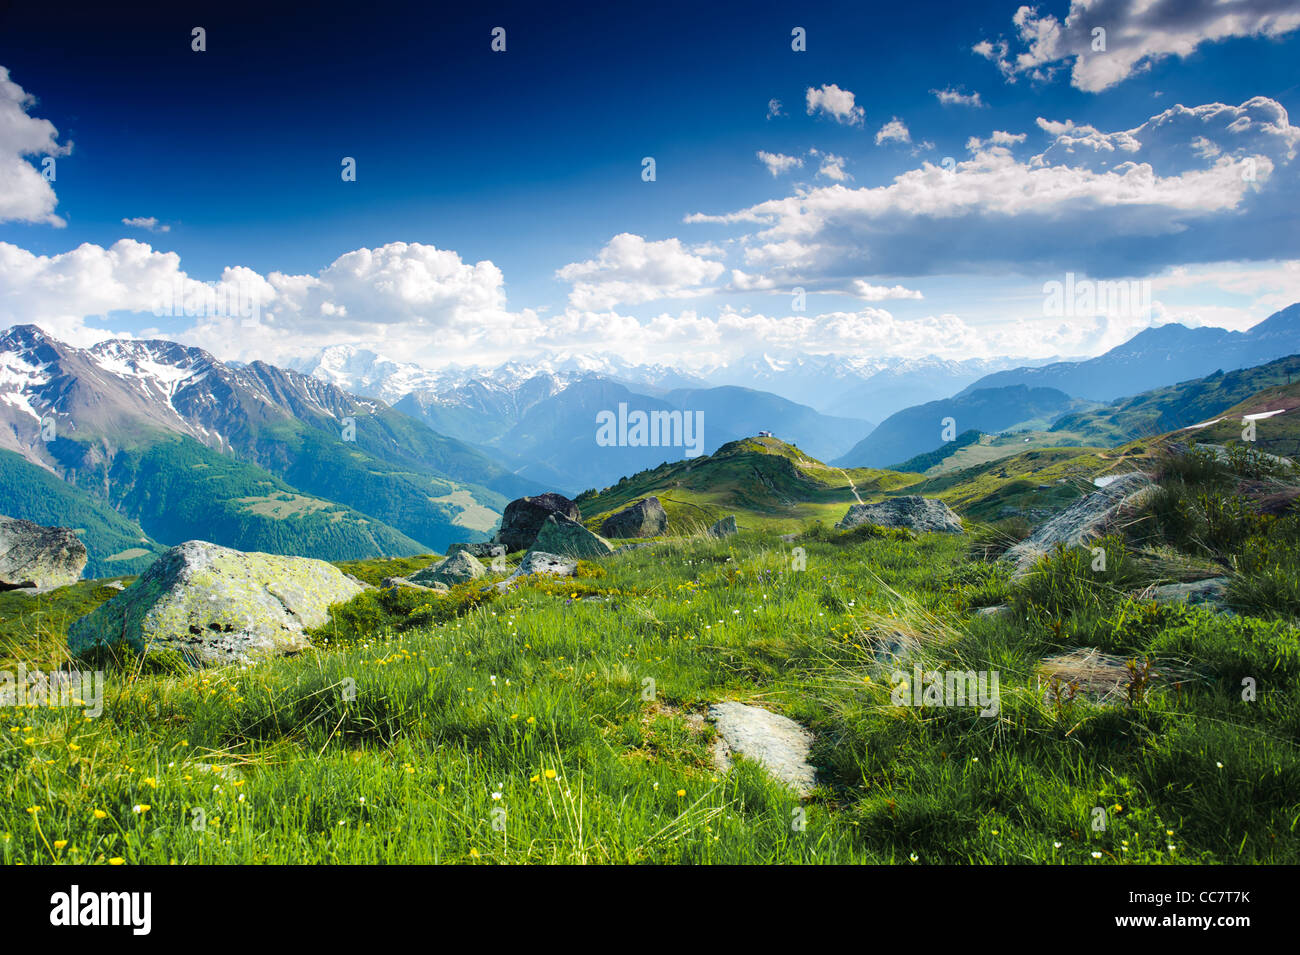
4 303 1298 573
959 304 1300 401
0 325 541 568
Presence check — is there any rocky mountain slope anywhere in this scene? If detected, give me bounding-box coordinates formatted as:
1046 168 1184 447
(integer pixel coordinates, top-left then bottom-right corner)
0 325 541 559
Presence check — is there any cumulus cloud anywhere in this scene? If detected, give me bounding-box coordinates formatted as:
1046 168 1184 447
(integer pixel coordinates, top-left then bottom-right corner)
809 148 850 182
806 84 864 126
932 87 986 107
122 216 171 233
687 97 1300 281
0 66 72 226
756 150 803 176
556 233 726 309
0 238 546 363
975 0 1300 92
5 234 1295 368
766 98 784 119
875 118 912 145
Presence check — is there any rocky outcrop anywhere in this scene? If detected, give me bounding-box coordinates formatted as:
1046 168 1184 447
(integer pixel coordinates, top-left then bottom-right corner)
0 516 87 592
1004 473 1155 569
599 497 668 539
67 541 362 668
410 550 486 587
493 493 581 552
836 496 963 534
707 515 738 538
529 514 614 560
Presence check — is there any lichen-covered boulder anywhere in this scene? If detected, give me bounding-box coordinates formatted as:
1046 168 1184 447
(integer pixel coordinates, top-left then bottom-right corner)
0 515 87 592
67 541 363 668
599 497 668 539
836 497 963 534
529 514 614 560
409 550 486 587
493 493 581 552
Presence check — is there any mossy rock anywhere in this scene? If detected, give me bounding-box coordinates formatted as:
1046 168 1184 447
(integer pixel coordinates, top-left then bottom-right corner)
68 541 363 668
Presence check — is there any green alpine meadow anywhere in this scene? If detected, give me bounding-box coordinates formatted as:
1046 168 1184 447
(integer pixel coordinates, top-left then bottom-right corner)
3 403 1298 863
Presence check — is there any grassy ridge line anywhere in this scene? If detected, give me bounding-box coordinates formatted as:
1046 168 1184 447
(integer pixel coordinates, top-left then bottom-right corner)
575 436 922 533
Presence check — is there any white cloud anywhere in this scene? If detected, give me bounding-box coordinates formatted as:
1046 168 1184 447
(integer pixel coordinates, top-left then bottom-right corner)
875 117 912 145
850 280 924 301
0 66 71 226
0 238 546 364
805 84 864 126
976 0 1300 92
122 216 171 233
766 98 784 119
932 87 986 107
556 233 726 309
687 98 1300 281
756 150 803 176
0 240 192 344
4 234 1295 369
809 148 850 182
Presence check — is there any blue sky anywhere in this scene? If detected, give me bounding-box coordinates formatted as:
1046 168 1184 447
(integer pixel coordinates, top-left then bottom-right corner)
2 0 1299 370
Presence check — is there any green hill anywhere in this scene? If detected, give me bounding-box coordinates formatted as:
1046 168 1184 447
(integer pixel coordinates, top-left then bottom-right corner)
1176 377 1300 460
95 434 429 561
575 436 921 533
1051 353 1300 446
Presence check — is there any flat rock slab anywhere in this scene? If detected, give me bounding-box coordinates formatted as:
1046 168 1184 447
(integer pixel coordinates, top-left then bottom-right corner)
708 702 816 797
1146 577 1229 606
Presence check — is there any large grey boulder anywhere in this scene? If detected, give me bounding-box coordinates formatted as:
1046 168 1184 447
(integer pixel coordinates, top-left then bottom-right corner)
410 549 486 587
529 514 614 560
493 493 581 552
1004 473 1156 569
837 496 963 534
708 702 817 797
0 515 87 592
599 497 668 539
67 541 363 668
